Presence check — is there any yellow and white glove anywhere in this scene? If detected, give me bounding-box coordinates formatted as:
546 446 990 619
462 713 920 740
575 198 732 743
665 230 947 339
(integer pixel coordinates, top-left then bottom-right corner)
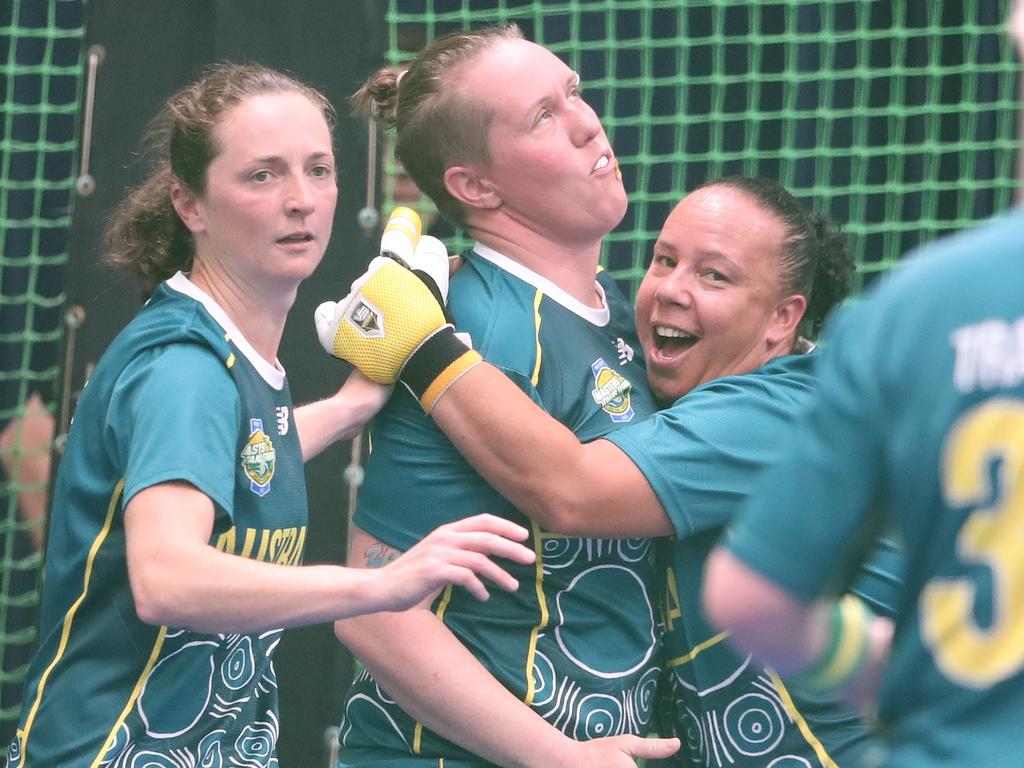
315 210 480 411
377 206 450 301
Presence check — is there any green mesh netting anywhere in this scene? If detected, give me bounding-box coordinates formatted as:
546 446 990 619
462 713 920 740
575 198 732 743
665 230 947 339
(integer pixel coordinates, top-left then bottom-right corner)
384 0 1021 298
1 0 85 746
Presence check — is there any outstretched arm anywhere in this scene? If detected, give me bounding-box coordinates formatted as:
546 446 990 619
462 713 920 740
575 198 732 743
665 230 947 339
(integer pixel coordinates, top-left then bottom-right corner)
124 483 534 633
335 524 679 768
294 371 391 461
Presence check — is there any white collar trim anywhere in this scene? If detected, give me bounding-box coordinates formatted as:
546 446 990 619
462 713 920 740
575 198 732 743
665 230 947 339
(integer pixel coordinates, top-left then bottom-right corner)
166 272 285 390
472 242 610 326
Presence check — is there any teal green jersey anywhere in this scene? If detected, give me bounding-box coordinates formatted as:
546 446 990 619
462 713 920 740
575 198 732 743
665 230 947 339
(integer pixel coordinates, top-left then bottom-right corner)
341 245 660 766
605 352 901 767
727 209 1024 767
9 275 307 768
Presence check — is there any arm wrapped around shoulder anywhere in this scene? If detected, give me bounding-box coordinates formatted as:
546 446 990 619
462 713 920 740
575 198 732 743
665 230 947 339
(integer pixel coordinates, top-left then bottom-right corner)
315 246 480 411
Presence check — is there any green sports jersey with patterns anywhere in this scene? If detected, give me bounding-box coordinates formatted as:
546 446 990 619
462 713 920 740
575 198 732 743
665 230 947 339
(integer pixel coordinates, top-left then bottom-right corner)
340 244 661 767
8 275 307 768
727 209 1024 767
605 352 903 767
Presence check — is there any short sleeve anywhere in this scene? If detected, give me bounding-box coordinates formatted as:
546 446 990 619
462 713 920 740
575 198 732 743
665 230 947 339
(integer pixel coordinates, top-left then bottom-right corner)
109 342 239 518
726 302 890 602
605 380 786 538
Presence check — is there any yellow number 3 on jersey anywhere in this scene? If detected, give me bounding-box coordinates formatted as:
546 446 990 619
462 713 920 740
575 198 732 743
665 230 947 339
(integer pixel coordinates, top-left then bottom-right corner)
921 399 1024 688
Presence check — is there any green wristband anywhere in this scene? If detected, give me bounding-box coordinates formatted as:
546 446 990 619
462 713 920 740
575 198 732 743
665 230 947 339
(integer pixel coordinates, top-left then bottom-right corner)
795 595 872 692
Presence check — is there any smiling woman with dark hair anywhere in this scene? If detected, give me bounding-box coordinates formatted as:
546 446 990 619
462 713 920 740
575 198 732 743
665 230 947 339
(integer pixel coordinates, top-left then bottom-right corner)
327 174 902 768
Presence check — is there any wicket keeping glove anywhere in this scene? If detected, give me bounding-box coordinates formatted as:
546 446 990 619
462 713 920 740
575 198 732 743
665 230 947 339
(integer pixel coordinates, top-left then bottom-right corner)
315 237 480 411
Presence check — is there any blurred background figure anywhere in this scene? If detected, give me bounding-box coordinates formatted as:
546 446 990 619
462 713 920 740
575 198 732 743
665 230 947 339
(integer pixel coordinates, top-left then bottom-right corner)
702 10 1024 766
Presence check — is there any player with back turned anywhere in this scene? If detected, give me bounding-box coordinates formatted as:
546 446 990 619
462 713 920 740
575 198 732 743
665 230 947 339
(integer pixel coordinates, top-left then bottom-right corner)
701 7 1024 765
704 183 1024 768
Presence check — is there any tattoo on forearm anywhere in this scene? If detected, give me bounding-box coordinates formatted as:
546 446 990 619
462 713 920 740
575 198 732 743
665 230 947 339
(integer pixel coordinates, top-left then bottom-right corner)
365 542 399 568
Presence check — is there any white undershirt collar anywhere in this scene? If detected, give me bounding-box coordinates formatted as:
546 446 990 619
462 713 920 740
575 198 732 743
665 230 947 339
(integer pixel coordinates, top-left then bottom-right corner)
471 242 610 326
165 272 285 390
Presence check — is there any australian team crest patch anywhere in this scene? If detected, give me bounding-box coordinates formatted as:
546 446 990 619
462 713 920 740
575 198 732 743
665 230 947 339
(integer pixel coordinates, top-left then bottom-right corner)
590 357 635 423
241 418 276 496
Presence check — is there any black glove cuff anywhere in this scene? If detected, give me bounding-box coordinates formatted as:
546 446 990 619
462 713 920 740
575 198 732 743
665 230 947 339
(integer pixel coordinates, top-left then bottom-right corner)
401 326 482 412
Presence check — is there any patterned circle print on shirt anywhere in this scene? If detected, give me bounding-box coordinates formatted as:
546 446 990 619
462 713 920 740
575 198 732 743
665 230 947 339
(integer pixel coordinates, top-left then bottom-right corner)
632 666 660 727
530 650 559 708
221 636 257 690
198 729 227 768
138 638 220 737
722 692 787 756
234 719 277 765
6 734 22 767
615 537 651 563
554 564 656 678
572 693 623 740
540 536 583 570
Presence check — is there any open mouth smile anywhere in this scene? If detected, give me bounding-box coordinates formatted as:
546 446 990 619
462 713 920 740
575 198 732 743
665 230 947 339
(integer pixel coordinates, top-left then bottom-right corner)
651 325 699 357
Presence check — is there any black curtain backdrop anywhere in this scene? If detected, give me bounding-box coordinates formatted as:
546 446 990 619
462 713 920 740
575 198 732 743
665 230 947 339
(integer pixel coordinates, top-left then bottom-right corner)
66 2 386 765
